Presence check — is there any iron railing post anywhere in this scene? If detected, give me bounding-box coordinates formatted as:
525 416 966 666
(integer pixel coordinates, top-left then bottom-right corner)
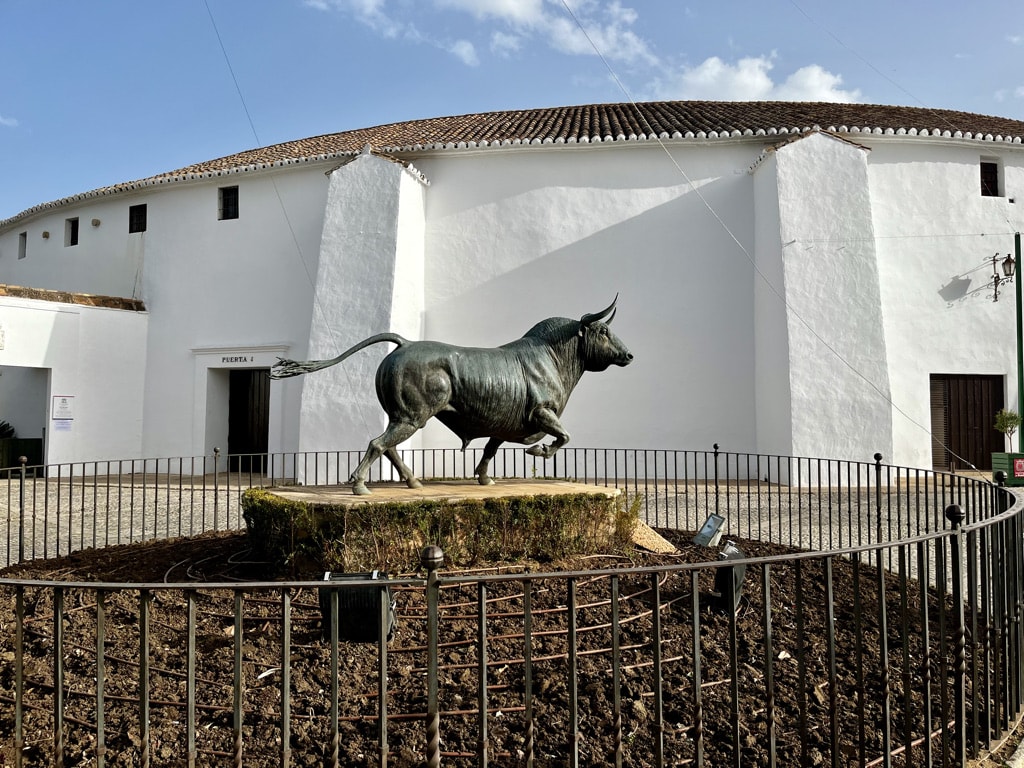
713 443 720 517
947 504 968 764
18 455 26 564
378 584 389 768
422 545 445 768
874 453 884 550
213 447 221 530
53 586 65 768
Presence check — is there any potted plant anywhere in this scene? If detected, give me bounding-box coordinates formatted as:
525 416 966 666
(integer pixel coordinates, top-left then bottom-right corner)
992 409 1024 485
996 408 1022 451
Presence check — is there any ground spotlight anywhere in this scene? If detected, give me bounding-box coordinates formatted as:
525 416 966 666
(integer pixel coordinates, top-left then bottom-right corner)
712 540 747 614
318 570 396 642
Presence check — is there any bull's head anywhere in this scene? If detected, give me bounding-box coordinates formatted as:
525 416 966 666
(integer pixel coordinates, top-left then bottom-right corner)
579 295 634 371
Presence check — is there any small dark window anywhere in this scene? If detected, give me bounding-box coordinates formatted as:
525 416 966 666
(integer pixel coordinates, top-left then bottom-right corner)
18 231 27 259
129 204 147 233
219 186 239 220
981 161 1001 197
65 217 79 247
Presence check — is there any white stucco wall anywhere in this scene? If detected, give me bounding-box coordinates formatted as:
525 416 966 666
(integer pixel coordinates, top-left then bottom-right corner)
0 164 330 460
135 165 328 457
295 152 428 473
869 139 1024 467
0 296 147 464
2 127 1023 473
0 196 147 299
414 142 759 454
771 133 893 462
752 153 794 457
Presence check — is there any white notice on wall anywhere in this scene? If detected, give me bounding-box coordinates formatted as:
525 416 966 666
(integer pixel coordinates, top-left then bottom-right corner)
52 395 74 420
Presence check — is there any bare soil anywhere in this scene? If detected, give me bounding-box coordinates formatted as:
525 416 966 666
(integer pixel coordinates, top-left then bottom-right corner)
0 529 1014 767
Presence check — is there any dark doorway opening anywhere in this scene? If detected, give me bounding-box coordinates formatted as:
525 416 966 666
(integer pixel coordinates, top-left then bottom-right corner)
930 373 1004 472
228 368 270 473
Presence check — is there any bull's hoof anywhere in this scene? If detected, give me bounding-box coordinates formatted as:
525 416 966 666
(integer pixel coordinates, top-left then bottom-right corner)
526 444 552 459
352 482 371 496
406 477 423 489
477 475 495 486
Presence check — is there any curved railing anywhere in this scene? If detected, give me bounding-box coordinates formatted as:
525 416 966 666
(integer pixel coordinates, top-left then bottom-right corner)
0 448 1020 766
0 447 1006 566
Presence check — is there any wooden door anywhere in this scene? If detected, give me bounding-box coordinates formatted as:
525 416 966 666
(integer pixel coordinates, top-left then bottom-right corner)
228 369 270 473
930 374 1004 471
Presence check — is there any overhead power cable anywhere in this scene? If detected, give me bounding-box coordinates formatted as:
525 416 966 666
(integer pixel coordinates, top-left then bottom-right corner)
203 0 376 443
557 0 988 471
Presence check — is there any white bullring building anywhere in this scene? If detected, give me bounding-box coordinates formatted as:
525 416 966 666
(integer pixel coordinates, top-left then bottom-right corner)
1 101 1023 473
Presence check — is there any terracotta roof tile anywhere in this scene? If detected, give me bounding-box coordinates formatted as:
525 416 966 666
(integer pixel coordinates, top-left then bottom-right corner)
120 101 1024 172
0 284 145 311
4 101 1023 227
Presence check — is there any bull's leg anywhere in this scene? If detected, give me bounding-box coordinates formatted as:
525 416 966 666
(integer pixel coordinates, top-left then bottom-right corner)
473 437 504 486
349 421 419 495
524 407 570 459
384 447 422 489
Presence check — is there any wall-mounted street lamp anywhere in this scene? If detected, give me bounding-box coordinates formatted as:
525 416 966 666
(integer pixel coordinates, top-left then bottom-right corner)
992 252 1016 302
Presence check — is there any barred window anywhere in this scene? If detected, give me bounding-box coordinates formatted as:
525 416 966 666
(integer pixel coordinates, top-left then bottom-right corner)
981 160 1001 197
65 217 79 247
219 186 239 220
129 204 147 233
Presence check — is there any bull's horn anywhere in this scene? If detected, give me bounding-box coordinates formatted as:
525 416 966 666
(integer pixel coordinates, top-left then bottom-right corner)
580 294 618 326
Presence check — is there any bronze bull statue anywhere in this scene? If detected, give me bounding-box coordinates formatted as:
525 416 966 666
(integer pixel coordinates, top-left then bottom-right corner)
271 296 632 495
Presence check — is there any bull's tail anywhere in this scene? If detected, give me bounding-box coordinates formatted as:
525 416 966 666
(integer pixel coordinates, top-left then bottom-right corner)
270 332 407 379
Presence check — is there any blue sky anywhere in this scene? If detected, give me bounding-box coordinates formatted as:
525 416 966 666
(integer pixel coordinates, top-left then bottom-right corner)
1 0 1022 220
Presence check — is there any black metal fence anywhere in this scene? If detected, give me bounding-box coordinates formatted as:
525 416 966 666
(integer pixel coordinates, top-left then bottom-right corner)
0 446 1003 567
0 447 1021 766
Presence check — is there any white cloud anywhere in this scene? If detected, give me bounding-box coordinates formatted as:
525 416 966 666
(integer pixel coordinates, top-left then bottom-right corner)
308 0 405 37
448 39 479 66
774 64 860 102
543 9 657 66
0 114 18 128
671 56 776 100
434 0 546 26
1009 34 1023 45
440 0 659 66
311 0 659 68
651 54 859 103
995 86 1024 101
491 31 522 57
